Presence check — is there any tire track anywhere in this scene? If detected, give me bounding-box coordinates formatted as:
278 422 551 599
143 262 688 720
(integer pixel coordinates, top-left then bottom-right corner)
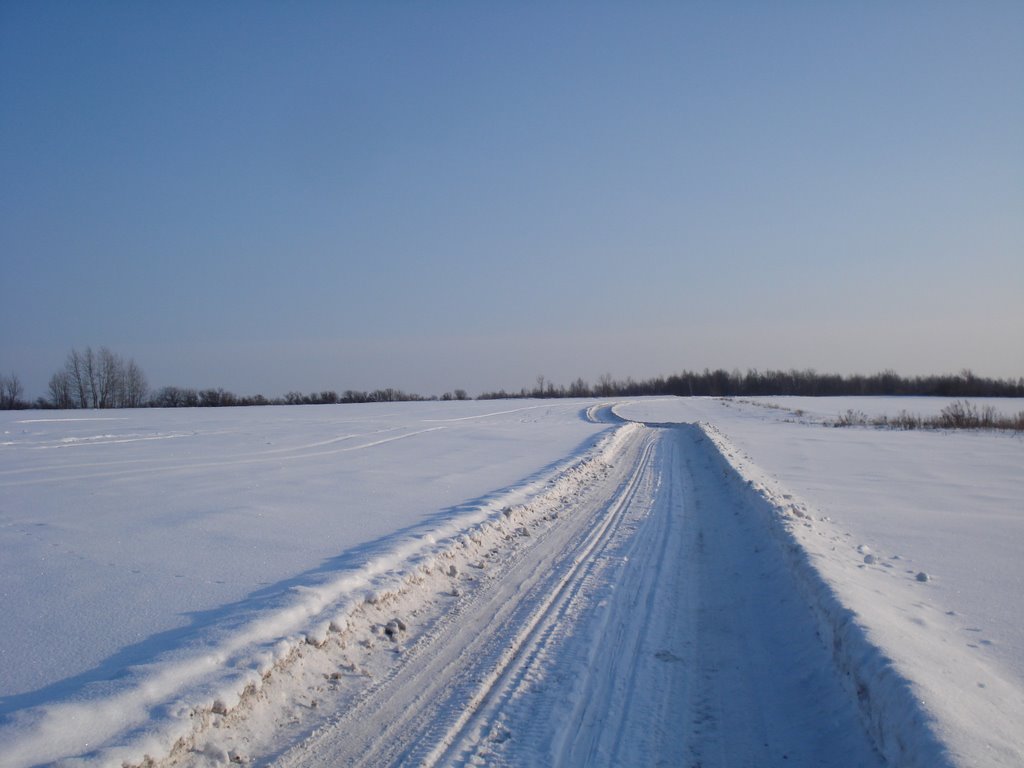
420 435 659 767
479 424 885 768
270 427 655 768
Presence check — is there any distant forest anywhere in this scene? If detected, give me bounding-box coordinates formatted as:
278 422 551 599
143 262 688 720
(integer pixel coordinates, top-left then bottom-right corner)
477 368 1024 400
0 347 1021 410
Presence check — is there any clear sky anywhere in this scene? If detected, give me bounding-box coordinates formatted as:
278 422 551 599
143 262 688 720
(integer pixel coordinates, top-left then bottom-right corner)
2 2 1022 399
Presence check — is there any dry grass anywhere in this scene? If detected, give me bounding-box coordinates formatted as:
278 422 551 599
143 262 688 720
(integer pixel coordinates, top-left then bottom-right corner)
833 401 1024 432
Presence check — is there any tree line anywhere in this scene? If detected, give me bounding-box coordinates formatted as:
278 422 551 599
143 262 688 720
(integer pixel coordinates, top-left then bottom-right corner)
1 351 1021 410
479 368 1024 399
146 385 467 408
0 347 475 409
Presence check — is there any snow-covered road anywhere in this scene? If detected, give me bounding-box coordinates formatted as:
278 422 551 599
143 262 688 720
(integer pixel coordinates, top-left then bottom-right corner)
255 422 882 767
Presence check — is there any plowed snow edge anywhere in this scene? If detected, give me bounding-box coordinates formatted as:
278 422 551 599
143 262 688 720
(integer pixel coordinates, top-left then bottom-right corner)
696 421 954 768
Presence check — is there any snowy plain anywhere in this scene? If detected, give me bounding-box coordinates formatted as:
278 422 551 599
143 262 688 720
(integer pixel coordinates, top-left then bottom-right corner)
1 397 1022 767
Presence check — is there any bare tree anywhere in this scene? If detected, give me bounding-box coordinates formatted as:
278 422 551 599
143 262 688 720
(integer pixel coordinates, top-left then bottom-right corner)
66 348 90 408
568 377 590 397
1 373 24 409
82 347 99 408
97 347 121 408
48 370 73 409
123 359 148 408
57 347 149 408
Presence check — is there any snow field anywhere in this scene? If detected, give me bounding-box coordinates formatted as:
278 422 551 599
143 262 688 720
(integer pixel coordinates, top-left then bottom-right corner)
4 397 1021 766
0 409 635 767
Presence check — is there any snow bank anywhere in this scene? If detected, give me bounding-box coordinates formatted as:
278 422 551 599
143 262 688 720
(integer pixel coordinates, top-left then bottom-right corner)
695 421 1024 768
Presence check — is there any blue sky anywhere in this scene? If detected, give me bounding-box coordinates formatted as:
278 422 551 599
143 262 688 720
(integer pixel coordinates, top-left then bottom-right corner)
2 2 1022 398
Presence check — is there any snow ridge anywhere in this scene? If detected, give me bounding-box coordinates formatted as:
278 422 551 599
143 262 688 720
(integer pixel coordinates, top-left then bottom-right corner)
0 424 639 768
696 421 954 768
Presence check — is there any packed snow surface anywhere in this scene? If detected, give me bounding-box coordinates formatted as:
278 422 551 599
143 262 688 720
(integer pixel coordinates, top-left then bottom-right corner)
2 397 1021 767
